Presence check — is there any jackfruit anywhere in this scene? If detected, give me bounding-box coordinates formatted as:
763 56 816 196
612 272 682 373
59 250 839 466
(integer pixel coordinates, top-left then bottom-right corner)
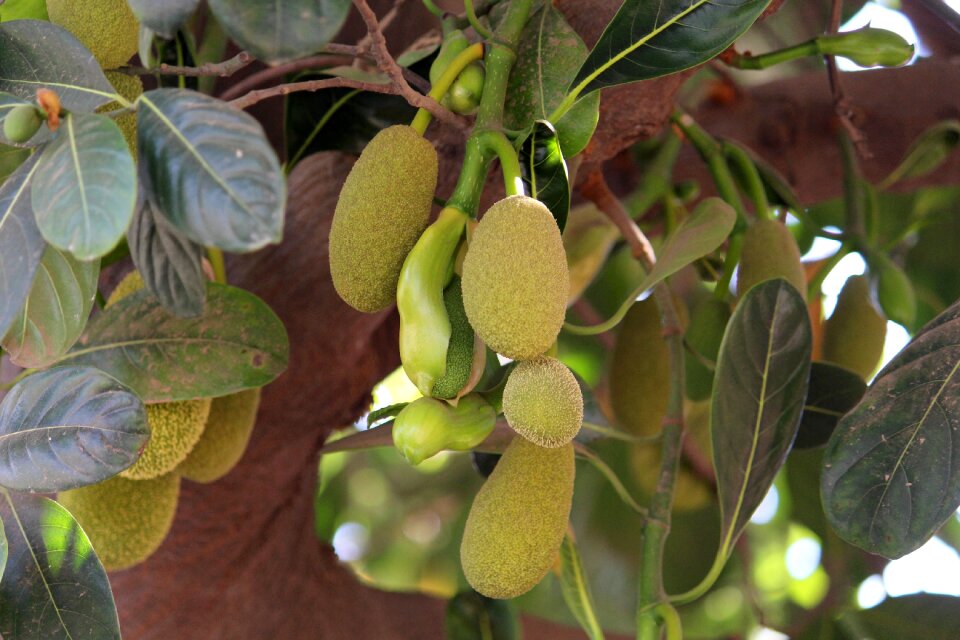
432 277 476 399
684 297 731 401
121 399 211 480
502 356 583 447
822 275 887 380
99 71 143 154
58 472 180 571
47 0 140 69
460 437 574 599
177 388 261 483
3 104 42 143
329 125 438 313
461 196 569 359
610 298 669 436
738 218 806 300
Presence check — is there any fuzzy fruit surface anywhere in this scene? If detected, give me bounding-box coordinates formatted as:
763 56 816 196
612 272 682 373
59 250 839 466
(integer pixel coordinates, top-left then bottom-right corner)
503 356 583 447
738 218 807 300
823 275 887 380
47 0 139 68
610 297 669 436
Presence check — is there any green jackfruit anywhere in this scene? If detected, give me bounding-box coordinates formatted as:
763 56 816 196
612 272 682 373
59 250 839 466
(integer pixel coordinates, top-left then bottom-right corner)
502 356 583 447
47 0 140 68
177 388 261 483
99 71 143 154
433 277 476 399
684 297 731 401
460 437 574 599
329 125 438 312
822 275 887 380
121 399 211 480
461 196 569 359
58 473 180 571
738 218 806 300
3 105 42 143
610 298 668 436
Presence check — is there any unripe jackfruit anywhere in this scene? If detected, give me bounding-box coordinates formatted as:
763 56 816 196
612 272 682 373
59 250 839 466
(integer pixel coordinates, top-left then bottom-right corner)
460 437 574 599
58 473 180 571
610 298 668 436
329 125 438 312
822 275 887 380
684 297 731 401
177 388 261 483
738 218 806 300
121 399 211 480
3 105 42 143
99 72 143 154
47 0 140 68
461 196 569 359
502 356 583 447
433 277 476 399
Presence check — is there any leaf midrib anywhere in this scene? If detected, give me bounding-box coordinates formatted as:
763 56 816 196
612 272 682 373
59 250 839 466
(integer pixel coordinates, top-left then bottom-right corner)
58 335 277 362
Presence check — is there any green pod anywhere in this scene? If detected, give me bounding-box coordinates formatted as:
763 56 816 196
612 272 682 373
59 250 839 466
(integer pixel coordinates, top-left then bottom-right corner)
446 62 485 116
610 297 668 436
872 254 916 328
823 275 887 380
433 277 477 399
3 104 42 144
684 297 731 401
392 394 496 465
398 206 469 395
817 27 914 68
430 29 470 86
738 218 807 300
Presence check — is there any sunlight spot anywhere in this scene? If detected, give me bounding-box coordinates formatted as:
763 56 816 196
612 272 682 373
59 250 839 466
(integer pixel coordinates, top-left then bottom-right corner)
786 537 821 580
857 574 887 609
883 537 960 597
332 522 369 562
751 485 779 525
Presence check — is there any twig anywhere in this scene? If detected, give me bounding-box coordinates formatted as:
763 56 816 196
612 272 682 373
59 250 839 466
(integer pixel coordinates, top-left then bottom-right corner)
119 51 255 77
824 0 872 158
229 77 402 110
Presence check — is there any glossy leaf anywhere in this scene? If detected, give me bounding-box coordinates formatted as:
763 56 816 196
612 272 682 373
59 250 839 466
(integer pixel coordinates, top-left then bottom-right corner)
571 0 771 96
32 113 137 260
128 190 205 318
504 2 599 157
208 0 350 63
880 120 960 189
558 534 605 640
138 89 285 252
519 121 570 232
0 152 44 339
445 589 519 640
822 298 960 558
0 490 120 640
794 362 866 449
57 283 289 402
846 594 960 640
0 367 148 492
127 0 200 39
713 279 811 553
0 141 29 181
1 245 99 368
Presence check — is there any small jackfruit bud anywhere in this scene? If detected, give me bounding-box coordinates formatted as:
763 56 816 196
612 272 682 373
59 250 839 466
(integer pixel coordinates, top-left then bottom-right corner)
461 196 569 360
47 0 140 68
392 394 496 465
329 125 438 312
738 218 806 300
432 278 476 399
610 298 669 436
58 472 180 571
177 388 261 483
3 104 42 143
684 297 731 401
502 356 583 447
121 399 212 480
446 63 484 116
460 437 574 599
817 27 914 68
823 275 887 380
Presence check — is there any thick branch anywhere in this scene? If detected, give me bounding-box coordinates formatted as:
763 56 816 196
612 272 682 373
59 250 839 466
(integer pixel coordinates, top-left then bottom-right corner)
119 51 255 77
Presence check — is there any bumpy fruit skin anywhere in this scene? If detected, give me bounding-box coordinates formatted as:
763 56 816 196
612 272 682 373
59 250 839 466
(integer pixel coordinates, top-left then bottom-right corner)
177 388 261 483
329 125 438 312
100 71 143 154
461 196 569 359
823 275 887 380
610 298 668 436
460 437 574 599
58 473 180 571
684 297 731 401
433 277 476 399
502 356 583 447
3 105 42 143
121 399 212 480
738 218 807 300
47 0 139 68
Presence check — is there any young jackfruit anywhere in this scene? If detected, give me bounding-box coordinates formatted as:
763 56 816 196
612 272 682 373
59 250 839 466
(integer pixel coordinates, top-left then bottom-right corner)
822 275 887 380
432 277 476 399
610 298 669 436
58 472 180 571
99 72 143 154
738 218 807 300
3 104 42 143
684 297 731 401
329 125 438 313
177 388 261 483
460 437 574 599
121 399 212 480
47 0 140 68
502 356 583 447
461 196 569 360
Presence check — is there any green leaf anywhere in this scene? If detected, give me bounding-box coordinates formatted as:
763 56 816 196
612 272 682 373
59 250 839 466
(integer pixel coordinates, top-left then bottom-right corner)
845 594 960 640
794 362 866 450
519 121 570 232
208 0 350 63
0 152 45 338
0 141 29 181
0 513 6 582
32 113 137 260
127 0 200 39
558 534 605 640
713 279 811 554
127 190 205 318
571 0 771 97
444 589 519 640
504 2 599 157
822 297 960 558
138 89 285 252
0 367 148 492
57 283 289 402
1 245 99 368
0 490 120 640
880 120 960 189
869 252 916 329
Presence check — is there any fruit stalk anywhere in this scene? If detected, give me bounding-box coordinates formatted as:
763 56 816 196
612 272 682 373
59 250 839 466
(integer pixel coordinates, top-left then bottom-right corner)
411 43 485 135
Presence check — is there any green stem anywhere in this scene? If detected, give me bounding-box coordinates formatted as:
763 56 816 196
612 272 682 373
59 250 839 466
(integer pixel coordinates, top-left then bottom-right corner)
473 0 531 131
207 248 227 284
655 603 683 640
286 90 360 173
581 422 662 445
447 135 493 217
722 140 770 216
623 132 683 219
576 446 648 516
411 42 485 135
479 129 523 196
420 0 445 19
0 368 35 390
464 0 494 39
727 40 820 69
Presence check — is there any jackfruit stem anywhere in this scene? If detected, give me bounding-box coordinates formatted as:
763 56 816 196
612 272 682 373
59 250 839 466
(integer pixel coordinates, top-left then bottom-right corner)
411 43 484 135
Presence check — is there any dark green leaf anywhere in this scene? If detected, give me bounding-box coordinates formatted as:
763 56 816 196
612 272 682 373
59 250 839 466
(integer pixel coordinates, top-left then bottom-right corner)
208 0 350 63
0 141 29 181
558 534 605 640
822 298 960 558
571 0 771 96
127 190 205 318
138 89 285 252
57 283 289 402
713 279 811 554
445 589 519 640
32 113 137 260
845 594 960 640
0 152 44 338
127 0 200 39
0 490 120 640
504 2 599 157
0 367 148 492
1 245 99 368
519 121 570 231
881 120 960 189
870 252 916 329
795 362 866 449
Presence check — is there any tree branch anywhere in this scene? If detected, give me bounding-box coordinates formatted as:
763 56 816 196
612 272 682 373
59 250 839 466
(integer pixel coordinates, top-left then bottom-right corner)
229 77 404 110
119 51 255 77
824 0 872 158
